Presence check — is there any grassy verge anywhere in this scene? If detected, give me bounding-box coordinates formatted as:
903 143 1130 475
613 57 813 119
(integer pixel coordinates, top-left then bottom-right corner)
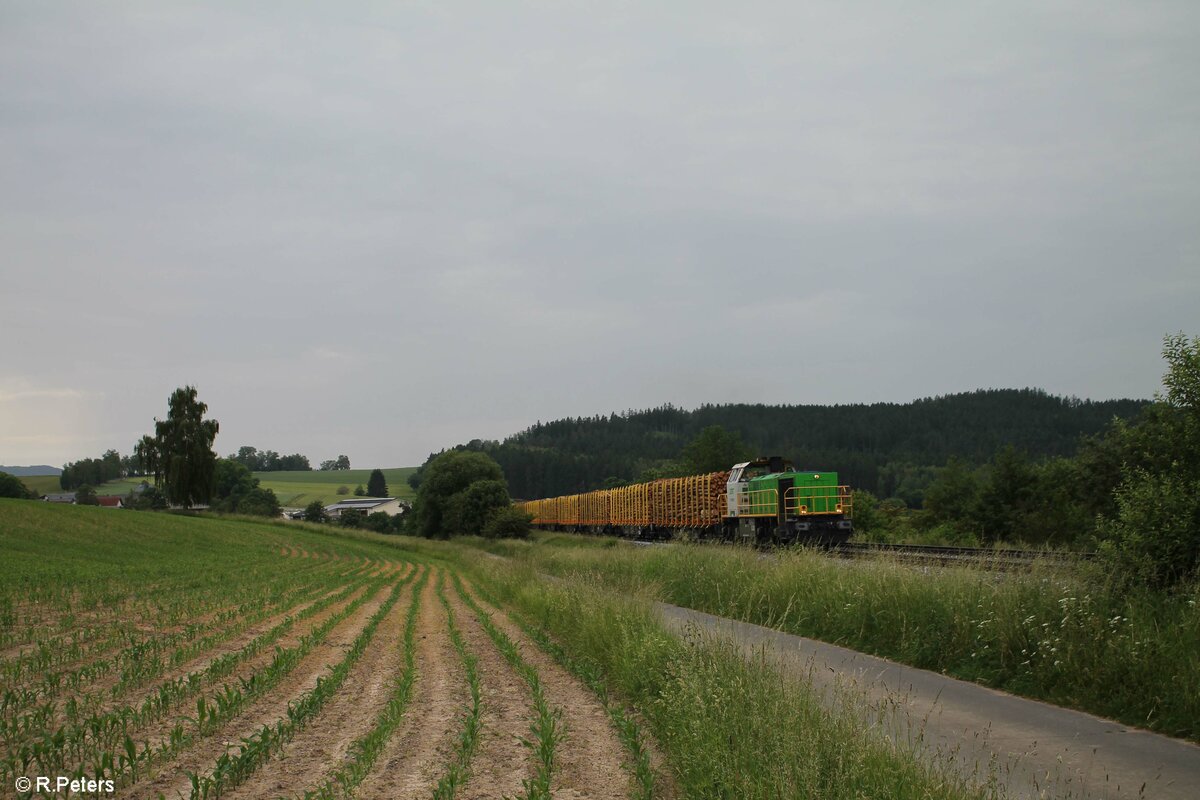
491 539 1200 740
469 559 987 800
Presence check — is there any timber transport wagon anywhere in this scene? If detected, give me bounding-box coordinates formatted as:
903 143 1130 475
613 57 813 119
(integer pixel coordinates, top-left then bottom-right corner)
518 456 853 545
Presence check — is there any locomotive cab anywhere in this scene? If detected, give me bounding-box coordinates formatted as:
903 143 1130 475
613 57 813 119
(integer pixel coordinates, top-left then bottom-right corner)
725 456 790 518
725 456 853 545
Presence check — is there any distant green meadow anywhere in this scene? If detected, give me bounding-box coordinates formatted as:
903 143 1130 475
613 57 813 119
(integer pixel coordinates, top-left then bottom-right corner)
16 467 417 507
253 468 417 507
16 474 65 496
17 474 175 498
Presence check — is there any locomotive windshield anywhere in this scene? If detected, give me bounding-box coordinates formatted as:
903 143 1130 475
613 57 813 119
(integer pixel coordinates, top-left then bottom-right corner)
742 464 770 480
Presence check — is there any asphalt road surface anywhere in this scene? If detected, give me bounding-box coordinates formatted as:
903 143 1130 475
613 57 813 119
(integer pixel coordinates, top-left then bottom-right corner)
657 603 1200 800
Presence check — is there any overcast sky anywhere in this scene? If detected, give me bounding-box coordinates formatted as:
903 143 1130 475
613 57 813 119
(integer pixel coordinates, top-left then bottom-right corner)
2 1 1197 469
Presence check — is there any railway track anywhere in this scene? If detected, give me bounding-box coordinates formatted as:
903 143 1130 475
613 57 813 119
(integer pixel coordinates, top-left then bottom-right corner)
626 536 1094 568
833 541 1095 566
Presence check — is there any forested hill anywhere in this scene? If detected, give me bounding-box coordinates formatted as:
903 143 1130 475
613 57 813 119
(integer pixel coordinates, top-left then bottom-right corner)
424 390 1147 501
0 465 61 477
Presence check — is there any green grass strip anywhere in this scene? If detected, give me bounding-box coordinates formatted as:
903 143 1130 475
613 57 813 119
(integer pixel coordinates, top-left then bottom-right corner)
450 573 560 800
297 567 429 799
432 569 483 800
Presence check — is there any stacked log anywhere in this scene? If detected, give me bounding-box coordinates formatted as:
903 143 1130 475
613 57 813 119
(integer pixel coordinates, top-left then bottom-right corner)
522 468 733 530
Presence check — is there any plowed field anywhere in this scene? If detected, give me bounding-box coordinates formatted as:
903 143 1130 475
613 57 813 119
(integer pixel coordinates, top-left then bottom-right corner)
0 503 660 799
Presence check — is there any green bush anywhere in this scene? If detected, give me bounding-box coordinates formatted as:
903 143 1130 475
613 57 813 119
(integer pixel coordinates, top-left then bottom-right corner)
237 487 282 517
447 479 510 535
125 484 167 510
411 451 506 538
0 472 34 500
483 506 532 539
1098 469 1200 590
362 511 401 534
303 500 328 523
1094 333 1200 589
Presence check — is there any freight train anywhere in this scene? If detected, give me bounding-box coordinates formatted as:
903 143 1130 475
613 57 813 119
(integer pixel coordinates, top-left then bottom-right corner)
517 456 853 545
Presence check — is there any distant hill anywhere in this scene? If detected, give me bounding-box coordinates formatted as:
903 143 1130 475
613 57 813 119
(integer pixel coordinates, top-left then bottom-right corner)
415 389 1148 502
0 465 62 477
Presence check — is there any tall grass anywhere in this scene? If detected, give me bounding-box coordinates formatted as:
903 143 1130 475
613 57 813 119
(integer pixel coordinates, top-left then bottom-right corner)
475 561 989 800
511 542 1200 739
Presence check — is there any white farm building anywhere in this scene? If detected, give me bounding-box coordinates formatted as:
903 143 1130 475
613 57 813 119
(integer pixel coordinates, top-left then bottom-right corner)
323 497 408 519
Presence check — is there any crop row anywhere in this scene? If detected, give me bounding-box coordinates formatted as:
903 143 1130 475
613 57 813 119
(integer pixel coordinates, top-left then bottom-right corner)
11 570 378 769
2 558 368 712
467 579 657 800
0 553 325 646
185 569 418 798
431 571 483 800
451 574 561 800
3 569 401 788
299 568 430 800
0 560 373 740
1 555 364 685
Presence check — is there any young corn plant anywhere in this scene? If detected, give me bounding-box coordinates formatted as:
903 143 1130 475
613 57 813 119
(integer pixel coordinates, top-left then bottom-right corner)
105 574 397 791
466 576 657 800
432 570 484 800
186 572 414 799
302 568 430 800
451 574 561 800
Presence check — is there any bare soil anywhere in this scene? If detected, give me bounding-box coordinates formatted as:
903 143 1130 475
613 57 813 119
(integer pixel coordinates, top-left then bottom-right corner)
354 568 470 799
92 570 401 721
220 568 421 799
456 581 635 800
445 580 538 800
125 576 400 800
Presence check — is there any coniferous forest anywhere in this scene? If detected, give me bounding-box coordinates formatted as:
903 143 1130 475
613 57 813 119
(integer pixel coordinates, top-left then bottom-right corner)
413 389 1145 503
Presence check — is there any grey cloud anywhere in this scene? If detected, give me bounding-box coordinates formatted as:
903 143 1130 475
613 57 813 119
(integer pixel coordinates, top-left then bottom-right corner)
1 1 1196 466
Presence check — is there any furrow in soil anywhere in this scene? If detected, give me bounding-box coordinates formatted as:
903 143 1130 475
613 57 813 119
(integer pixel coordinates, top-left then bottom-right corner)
353 568 469 800
124 577 398 800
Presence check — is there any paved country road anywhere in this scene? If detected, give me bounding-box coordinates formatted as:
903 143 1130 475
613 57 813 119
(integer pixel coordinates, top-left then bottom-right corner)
657 603 1200 800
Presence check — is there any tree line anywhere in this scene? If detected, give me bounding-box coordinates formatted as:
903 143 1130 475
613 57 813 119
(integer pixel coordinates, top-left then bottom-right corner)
60 450 144 490
60 444 352 491
6 385 526 541
227 446 311 472
298 459 528 540
409 389 1146 502
225 447 351 472
857 334 1199 588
